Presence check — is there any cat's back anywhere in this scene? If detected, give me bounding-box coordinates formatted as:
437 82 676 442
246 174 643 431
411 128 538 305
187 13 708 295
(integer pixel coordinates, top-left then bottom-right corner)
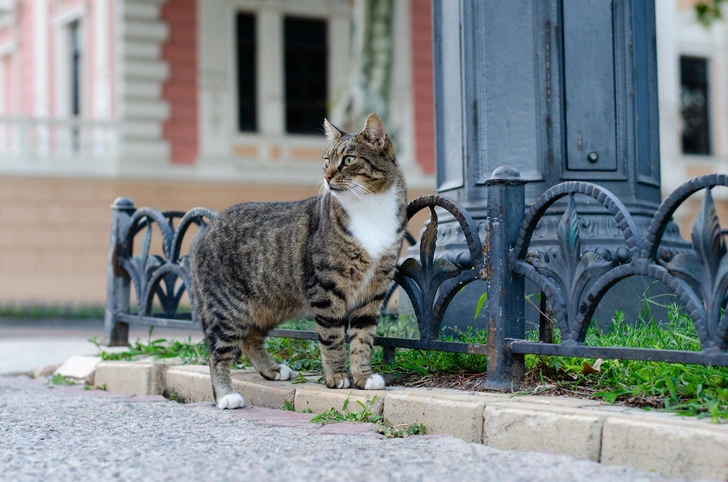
191 197 317 269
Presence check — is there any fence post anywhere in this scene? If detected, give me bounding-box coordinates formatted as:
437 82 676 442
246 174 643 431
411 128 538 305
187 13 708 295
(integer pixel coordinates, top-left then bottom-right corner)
104 197 135 346
483 166 526 391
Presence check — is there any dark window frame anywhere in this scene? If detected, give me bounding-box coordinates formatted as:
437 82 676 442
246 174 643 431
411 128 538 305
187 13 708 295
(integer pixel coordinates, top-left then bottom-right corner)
69 20 81 118
235 12 258 133
283 16 328 135
680 56 711 156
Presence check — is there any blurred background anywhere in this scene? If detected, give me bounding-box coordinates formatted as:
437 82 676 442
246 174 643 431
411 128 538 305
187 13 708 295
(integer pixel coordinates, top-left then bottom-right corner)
0 0 725 312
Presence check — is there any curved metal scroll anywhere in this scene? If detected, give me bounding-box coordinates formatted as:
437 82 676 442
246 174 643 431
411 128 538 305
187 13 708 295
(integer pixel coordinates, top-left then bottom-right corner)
512 182 642 343
393 195 485 341
117 206 217 322
512 174 728 355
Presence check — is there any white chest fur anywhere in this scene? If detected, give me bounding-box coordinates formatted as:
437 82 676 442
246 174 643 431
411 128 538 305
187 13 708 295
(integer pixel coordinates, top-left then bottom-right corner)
335 186 401 260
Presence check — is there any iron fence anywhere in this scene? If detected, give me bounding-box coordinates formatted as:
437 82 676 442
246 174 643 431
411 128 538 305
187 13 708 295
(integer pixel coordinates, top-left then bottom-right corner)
104 167 728 390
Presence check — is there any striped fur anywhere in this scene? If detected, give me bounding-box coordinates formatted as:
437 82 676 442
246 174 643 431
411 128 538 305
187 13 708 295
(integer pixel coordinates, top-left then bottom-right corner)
190 114 407 408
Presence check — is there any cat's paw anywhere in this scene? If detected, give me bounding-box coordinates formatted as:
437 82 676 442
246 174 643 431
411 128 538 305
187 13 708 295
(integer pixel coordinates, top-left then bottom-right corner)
325 373 351 389
217 393 245 410
275 364 295 381
363 374 385 390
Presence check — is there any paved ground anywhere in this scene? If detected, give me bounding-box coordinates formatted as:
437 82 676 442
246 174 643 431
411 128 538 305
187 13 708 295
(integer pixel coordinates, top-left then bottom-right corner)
0 376 682 482
0 319 201 374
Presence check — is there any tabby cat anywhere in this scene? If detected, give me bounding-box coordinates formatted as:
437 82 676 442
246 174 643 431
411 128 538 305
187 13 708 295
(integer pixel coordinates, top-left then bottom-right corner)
189 114 407 409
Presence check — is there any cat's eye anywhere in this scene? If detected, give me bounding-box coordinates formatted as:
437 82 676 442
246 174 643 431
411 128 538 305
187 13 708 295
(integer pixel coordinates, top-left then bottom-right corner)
342 155 356 166
323 158 330 169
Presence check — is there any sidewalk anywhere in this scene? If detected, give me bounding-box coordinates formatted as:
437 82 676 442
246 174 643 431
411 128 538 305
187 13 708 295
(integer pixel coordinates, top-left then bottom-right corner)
58 355 728 480
4 324 727 481
0 319 201 374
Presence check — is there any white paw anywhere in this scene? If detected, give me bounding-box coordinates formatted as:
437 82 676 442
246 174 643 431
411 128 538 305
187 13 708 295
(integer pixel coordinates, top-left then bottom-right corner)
337 377 351 389
217 393 245 410
275 364 294 381
364 374 385 390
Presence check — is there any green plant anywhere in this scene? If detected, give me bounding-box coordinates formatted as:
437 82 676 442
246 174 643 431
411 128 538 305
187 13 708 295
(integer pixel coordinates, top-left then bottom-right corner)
83 384 106 391
167 391 184 403
696 0 727 26
524 305 728 422
310 395 383 424
374 421 426 438
45 374 75 386
309 395 425 438
283 401 295 411
474 292 487 319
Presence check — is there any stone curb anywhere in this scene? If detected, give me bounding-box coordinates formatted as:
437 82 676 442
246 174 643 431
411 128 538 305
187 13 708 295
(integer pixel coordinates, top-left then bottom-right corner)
86 360 728 480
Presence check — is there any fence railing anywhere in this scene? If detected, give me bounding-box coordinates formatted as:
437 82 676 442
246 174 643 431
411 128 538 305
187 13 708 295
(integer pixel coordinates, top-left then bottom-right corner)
0 116 117 168
104 166 728 390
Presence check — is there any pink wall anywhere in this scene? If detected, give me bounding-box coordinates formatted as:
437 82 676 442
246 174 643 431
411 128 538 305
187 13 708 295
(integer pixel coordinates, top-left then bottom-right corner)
4 0 107 119
161 0 199 165
410 0 435 175
2 56 11 114
18 0 33 116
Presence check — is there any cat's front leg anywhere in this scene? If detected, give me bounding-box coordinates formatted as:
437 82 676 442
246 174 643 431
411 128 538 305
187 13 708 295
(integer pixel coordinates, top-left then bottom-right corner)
349 305 385 390
314 314 351 388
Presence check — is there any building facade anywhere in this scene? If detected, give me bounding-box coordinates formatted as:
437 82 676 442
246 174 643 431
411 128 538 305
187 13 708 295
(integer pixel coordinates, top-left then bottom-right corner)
0 0 724 305
0 0 435 304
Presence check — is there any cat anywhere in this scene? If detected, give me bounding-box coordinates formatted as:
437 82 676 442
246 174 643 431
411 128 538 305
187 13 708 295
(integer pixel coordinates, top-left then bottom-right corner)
189 114 407 409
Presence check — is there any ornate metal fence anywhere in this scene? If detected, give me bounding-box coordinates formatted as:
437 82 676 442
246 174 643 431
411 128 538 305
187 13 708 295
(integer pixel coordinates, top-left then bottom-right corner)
104 167 728 390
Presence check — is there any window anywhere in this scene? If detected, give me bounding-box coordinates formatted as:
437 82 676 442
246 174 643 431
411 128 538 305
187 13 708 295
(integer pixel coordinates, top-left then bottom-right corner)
68 20 82 152
680 56 710 155
236 13 257 132
69 21 81 117
284 17 328 134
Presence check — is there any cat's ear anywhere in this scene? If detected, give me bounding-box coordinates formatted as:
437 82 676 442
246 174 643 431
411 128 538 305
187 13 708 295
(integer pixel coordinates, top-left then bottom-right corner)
323 118 344 143
359 113 388 149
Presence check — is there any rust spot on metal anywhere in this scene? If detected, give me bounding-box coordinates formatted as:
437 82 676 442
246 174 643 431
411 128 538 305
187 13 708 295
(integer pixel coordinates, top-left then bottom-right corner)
111 244 124 277
481 223 493 281
487 317 498 365
545 22 551 101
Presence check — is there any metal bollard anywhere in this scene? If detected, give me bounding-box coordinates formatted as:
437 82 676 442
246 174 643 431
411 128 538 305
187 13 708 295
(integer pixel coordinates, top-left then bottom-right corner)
103 197 135 346
483 166 526 391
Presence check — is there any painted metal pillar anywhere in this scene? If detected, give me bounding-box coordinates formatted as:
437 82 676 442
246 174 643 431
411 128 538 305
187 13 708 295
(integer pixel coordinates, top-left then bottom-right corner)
428 0 686 331
104 197 134 346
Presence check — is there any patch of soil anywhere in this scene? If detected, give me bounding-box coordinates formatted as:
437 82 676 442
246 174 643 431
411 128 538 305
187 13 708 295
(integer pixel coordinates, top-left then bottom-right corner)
387 366 665 411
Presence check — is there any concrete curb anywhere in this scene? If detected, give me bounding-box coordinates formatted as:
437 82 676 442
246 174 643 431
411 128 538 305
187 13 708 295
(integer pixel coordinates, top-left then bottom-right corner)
86 360 728 480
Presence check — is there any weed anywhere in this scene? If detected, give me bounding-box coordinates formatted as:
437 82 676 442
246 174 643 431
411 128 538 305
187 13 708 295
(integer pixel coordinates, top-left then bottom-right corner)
375 422 426 438
310 395 383 424
83 384 106 391
167 391 184 403
45 374 75 387
283 401 295 411
292 372 307 384
310 395 425 438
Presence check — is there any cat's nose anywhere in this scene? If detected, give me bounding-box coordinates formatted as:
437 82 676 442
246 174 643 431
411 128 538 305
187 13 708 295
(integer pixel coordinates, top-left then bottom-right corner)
324 173 332 184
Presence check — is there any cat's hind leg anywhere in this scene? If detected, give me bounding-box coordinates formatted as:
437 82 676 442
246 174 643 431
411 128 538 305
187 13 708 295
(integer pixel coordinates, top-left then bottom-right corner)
241 326 295 381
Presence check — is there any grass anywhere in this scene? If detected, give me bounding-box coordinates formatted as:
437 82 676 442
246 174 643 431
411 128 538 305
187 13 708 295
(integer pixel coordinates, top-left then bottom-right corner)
522 306 728 422
1 303 106 320
92 304 728 422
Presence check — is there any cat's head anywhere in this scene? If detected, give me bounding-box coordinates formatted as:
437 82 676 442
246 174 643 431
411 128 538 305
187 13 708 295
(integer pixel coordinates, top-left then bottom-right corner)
321 114 402 197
